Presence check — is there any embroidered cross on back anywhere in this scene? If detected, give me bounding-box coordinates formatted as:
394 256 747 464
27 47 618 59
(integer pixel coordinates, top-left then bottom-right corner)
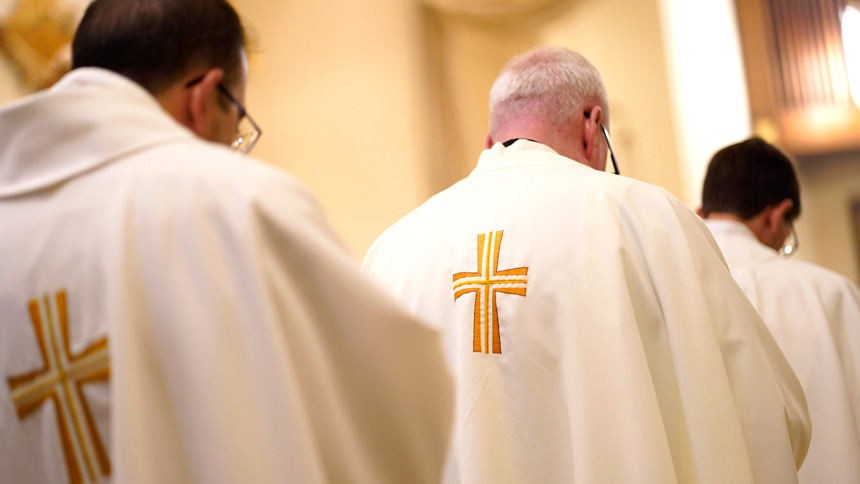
453 230 528 354
6 290 111 484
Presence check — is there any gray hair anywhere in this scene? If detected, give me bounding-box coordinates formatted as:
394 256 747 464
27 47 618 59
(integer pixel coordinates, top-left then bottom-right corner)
488 47 608 134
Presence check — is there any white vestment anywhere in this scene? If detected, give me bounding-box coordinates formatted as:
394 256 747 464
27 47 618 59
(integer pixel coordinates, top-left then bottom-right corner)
705 219 860 484
363 140 810 484
0 68 453 484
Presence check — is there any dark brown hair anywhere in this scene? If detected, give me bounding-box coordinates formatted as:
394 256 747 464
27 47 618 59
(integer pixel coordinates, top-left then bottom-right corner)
702 137 801 221
72 0 246 95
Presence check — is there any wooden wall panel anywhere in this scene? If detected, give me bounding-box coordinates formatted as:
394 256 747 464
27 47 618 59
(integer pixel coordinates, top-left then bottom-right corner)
736 0 860 155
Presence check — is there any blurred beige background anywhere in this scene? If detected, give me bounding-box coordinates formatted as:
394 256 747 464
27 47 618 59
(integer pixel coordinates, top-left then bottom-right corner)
2 0 859 284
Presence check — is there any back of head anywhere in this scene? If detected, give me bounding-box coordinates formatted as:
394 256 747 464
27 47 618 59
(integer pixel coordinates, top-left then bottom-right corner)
488 46 608 135
72 0 246 95
701 137 801 220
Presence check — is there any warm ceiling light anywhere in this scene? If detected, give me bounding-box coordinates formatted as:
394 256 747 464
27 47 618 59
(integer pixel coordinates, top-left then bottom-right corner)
844 3 860 109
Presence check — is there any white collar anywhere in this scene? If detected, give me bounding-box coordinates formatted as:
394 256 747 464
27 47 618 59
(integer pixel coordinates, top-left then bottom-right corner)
704 219 781 264
0 68 194 198
471 139 588 176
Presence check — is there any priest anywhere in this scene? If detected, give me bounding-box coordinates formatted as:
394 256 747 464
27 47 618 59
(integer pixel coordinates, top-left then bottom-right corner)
364 46 810 484
0 1 452 483
700 137 860 484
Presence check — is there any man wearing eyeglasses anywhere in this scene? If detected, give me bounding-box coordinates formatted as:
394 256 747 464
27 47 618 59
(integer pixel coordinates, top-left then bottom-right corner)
363 46 810 484
0 1 453 483
700 137 860 484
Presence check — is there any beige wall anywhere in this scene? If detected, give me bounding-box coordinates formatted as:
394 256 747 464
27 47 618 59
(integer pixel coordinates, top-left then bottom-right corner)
657 0 752 206
419 9 539 189
795 153 860 284
233 0 432 259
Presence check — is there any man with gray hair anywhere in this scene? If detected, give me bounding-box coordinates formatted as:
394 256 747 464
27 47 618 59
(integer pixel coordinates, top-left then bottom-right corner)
363 46 810 483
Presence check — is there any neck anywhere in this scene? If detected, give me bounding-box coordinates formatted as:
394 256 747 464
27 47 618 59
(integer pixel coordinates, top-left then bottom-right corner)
704 213 745 223
154 84 192 129
490 115 587 164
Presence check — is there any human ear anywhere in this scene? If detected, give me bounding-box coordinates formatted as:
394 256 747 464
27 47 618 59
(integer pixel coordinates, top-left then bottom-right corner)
770 199 794 228
762 198 794 248
582 106 603 161
186 68 225 137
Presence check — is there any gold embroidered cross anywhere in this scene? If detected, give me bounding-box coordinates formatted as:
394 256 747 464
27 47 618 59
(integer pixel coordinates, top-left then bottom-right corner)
453 230 528 354
7 290 111 484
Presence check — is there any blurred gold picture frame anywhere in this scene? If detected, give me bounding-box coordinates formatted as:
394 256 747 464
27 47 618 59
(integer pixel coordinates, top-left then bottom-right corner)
0 0 81 90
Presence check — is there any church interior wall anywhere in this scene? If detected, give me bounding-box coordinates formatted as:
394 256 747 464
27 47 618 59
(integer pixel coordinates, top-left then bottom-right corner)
657 0 753 207
417 9 535 193
232 0 433 260
0 0 857 284
795 153 860 283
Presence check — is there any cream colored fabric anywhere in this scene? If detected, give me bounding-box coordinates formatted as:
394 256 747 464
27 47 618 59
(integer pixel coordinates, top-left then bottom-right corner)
0 68 453 484
706 219 860 484
364 140 810 484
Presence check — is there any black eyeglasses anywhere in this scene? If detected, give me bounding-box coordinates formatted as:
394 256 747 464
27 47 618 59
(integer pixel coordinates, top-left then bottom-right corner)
600 123 620 175
584 109 620 175
185 76 262 154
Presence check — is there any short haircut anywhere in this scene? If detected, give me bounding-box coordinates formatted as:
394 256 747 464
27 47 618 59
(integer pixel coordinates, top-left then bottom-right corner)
488 46 608 134
701 137 801 221
72 0 246 95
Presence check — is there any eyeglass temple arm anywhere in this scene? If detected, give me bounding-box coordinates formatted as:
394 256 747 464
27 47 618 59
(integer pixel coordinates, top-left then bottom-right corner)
600 123 620 176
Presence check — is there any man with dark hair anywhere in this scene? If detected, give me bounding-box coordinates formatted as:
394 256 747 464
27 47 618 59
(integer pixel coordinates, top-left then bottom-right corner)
0 1 452 483
701 137 801 251
364 47 810 484
701 137 860 484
